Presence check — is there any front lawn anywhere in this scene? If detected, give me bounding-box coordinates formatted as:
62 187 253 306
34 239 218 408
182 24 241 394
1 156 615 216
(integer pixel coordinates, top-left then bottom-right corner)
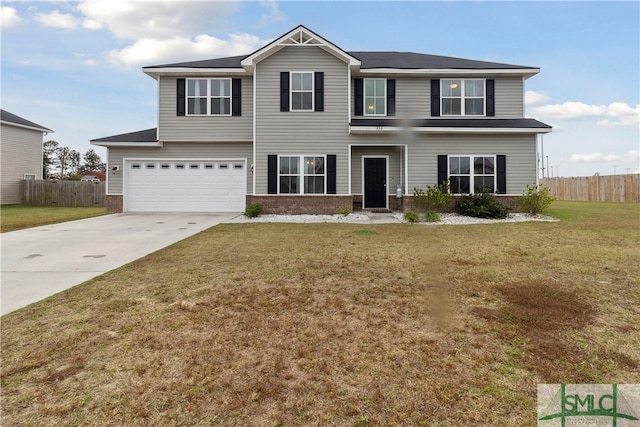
0 205 107 232
1 201 638 425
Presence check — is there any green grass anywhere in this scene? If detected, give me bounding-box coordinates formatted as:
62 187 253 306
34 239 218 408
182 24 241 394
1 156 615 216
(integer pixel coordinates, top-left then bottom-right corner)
1 201 639 426
0 205 107 232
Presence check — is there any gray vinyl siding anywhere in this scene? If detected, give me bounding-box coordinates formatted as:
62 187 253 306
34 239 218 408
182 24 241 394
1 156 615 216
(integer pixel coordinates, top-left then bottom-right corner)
1 124 43 204
158 76 253 142
494 77 524 118
395 78 430 118
106 142 252 194
407 134 537 194
355 76 524 119
254 46 351 194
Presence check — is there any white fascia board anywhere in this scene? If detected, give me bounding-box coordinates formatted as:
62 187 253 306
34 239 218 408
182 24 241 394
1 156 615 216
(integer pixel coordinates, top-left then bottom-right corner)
143 68 248 78
358 68 540 78
1 120 53 133
90 141 164 148
349 126 552 135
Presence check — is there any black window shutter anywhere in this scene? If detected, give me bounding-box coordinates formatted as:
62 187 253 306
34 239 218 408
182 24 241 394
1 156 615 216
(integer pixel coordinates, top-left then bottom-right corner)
268 155 278 194
327 155 336 194
354 78 363 116
387 79 396 116
176 78 186 116
437 155 448 186
431 79 440 117
315 72 324 112
280 72 290 112
232 78 241 116
496 155 506 194
486 79 495 117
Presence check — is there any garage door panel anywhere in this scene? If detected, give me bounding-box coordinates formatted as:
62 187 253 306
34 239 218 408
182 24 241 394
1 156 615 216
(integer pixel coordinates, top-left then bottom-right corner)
125 160 246 212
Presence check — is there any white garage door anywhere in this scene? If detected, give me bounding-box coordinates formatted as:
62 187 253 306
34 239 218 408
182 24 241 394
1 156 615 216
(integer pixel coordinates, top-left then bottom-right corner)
125 160 246 212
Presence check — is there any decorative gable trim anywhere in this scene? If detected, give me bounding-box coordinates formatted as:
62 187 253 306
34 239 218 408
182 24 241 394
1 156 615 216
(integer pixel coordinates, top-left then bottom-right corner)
240 25 361 72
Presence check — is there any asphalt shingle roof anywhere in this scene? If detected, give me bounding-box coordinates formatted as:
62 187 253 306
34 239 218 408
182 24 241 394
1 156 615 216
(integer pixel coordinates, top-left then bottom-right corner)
145 52 536 71
350 118 551 129
0 109 52 132
90 128 157 143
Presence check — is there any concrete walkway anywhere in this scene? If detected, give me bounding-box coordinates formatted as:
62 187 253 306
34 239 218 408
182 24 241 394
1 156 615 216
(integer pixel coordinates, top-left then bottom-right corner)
1 213 237 316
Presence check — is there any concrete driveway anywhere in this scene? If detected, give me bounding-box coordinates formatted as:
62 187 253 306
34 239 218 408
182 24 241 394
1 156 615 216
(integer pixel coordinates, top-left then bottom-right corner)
1 212 237 316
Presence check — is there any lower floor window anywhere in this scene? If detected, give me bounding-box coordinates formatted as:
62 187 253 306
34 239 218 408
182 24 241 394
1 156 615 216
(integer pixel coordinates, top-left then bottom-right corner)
449 155 495 193
279 155 325 194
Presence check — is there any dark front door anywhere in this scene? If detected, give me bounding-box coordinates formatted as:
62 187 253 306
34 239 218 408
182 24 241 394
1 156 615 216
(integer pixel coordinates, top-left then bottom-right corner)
364 157 387 209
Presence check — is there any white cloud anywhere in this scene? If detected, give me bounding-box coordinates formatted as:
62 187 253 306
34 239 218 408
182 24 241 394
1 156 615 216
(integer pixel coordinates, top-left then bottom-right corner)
71 0 272 67
36 10 80 30
524 90 549 107
531 101 640 128
108 33 266 67
77 0 240 40
1 6 22 30
570 150 640 163
258 1 287 27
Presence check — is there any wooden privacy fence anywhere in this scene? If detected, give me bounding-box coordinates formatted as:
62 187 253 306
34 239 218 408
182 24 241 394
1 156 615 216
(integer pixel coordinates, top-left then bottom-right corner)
541 174 639 202
22 180 106 207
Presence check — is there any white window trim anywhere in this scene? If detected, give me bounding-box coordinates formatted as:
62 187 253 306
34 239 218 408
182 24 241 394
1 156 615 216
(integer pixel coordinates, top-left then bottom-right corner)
23 173 37 180
448 154 496 194
441 79 486 117
278 154 327 194
364 78 387 116
186 78 232 116
290 71 315 112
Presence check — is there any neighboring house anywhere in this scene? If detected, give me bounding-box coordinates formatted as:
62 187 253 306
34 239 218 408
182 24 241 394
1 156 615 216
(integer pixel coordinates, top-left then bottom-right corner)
1 109 52 205
92 25 551 214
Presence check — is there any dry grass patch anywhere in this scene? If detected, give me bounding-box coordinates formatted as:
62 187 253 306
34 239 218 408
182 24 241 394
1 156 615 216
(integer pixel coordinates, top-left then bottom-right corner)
2 202 639 426
0 205 107 232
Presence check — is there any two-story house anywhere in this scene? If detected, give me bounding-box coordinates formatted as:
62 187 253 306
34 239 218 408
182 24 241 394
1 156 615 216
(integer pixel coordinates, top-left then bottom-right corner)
91 25 551 214
1 109 52 205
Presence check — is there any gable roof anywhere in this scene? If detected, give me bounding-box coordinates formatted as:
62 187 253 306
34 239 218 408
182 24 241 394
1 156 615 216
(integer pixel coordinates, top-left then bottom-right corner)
143 25 539 78
1 109 52 133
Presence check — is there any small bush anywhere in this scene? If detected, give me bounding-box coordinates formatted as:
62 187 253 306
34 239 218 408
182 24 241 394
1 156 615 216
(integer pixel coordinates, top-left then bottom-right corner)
518 184 555 215
423 211 441 222
413 181 451 213
457 190 509 219
244 203 263 218
404 210 420 223
340 206 351 216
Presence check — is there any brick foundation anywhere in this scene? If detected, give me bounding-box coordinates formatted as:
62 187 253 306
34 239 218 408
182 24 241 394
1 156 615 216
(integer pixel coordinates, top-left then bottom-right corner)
246 195 354 215
105 195 123 213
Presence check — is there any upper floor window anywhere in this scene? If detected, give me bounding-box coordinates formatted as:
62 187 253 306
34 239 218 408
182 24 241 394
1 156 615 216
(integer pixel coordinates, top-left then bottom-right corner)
187 78 231 115
441 79 485 116
364 79 386 116
291 72 313 111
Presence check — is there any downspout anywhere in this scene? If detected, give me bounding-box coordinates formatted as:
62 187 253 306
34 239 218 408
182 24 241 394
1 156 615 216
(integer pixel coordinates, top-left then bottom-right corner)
252 69 257 195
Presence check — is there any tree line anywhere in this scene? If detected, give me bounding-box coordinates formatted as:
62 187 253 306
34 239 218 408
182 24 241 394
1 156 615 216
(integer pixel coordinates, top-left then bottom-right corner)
43 140 106 180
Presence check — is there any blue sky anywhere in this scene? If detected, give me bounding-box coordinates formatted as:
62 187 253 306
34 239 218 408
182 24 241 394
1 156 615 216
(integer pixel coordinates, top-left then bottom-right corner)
2 0 638 177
